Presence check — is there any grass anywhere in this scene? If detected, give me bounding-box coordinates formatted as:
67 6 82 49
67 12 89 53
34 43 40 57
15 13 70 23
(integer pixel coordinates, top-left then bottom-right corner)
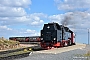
0 37 33 58
0 50 32 58
74 51 90 60
75 51 90 57
0 37 20 50
83 51 90 57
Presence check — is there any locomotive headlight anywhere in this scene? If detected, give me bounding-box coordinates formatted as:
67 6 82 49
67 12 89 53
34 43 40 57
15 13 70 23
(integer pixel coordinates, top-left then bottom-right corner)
41 38 43 40
54 38 56 40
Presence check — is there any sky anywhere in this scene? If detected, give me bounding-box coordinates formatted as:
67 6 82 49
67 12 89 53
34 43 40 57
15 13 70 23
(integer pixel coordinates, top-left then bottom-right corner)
0 0 90 44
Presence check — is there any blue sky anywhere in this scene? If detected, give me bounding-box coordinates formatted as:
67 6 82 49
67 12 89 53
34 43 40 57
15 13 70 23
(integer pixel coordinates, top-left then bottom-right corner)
29 0 64 14
0 0 90 44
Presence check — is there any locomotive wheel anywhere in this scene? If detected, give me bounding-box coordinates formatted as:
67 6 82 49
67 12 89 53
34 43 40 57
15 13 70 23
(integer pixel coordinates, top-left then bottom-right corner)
68 40 72 46
72 43 76 45
64 42 68 47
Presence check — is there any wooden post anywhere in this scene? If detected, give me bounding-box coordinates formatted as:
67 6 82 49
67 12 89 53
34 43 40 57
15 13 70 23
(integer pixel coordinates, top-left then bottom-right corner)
2 37 4 40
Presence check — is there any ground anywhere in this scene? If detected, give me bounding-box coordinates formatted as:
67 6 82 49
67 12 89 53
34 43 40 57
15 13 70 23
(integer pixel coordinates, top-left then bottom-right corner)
15 43 90 60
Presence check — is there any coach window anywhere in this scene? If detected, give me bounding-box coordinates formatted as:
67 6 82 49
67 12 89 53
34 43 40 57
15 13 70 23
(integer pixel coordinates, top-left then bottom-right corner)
30 38 32 39
34 38 36 39
33 38 36 39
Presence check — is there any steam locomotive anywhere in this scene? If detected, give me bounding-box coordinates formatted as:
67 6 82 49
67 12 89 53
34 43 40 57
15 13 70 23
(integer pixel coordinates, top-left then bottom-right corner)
40 22 75 49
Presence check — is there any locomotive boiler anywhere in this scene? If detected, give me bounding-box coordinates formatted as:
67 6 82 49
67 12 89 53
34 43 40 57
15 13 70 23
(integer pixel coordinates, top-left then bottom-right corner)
40 22 75 49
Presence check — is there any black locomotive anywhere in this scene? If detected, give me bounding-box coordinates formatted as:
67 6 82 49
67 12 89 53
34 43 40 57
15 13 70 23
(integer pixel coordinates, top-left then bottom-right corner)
40 22 75 49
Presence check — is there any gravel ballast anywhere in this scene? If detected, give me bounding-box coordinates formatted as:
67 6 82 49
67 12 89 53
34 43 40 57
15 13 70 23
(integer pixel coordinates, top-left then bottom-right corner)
15 43 90 60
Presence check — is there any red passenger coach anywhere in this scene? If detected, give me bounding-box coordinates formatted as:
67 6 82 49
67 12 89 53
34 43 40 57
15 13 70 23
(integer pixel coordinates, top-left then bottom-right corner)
9 36 41 42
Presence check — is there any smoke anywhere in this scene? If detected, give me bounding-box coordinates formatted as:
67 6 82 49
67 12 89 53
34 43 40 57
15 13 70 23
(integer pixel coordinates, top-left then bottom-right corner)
61 12 76 27
49 11 90 29
54 0 90 27
59 11 90 32
61 15 72 26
